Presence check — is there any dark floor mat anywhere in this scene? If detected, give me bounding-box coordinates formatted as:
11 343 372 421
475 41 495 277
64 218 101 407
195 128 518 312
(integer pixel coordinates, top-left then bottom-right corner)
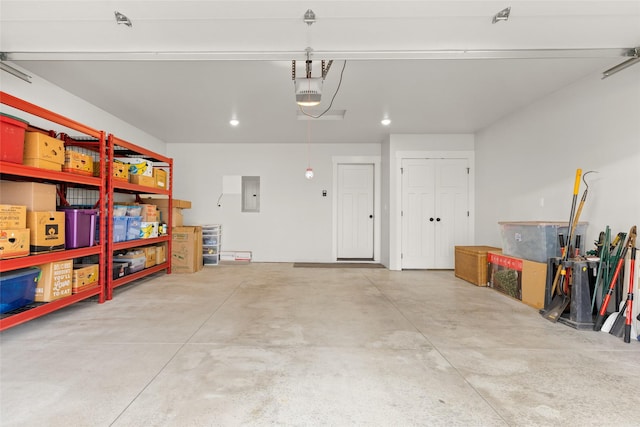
293 263 384 268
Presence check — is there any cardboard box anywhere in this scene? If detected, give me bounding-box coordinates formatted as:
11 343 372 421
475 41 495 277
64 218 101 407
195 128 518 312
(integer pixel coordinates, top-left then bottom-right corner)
138 246 157 268
153 168 168 189
454 246 501 286
23 132 65 164
0 181 57 211
72 264 99 293
63 150 94 176
0 229 30 259
155 243 167 265
27 211 65 254
92 159 129 180
130 174 156 187
488 252 547 309
172 226 203 273
0 205 26 228
138 204 159 222
35 259 73 302
141 198 191 227
139 222 159 239
117 158 153 177
22 158 62 171
112 160 129 180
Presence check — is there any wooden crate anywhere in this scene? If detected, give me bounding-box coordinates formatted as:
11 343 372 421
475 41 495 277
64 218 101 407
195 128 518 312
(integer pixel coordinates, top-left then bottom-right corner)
454 246 501 286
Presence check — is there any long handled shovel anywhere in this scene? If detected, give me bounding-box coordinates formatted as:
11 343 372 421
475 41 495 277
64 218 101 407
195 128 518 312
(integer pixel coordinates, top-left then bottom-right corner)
594 226 637 331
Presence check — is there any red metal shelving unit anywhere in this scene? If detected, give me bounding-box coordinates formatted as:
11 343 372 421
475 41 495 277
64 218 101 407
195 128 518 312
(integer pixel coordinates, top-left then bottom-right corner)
0 91 107 331
105 134 172 300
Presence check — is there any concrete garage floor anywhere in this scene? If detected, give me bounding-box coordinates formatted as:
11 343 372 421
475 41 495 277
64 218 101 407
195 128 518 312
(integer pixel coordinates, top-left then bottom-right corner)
1 263 639 426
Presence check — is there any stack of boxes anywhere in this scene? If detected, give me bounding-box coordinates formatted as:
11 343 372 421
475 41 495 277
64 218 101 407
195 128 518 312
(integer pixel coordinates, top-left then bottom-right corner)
116 158 168 190
0 182 64 256
0 181 101 307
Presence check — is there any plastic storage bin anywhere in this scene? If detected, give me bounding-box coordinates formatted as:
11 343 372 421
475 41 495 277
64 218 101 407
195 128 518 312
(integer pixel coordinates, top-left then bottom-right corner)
112 216 128 242
0 267 40 314
112 262 130 280
59 208 97 249
0 113 28 164
499 221 588 263
113 205 128 216
126 205 142 217
125 216 142 241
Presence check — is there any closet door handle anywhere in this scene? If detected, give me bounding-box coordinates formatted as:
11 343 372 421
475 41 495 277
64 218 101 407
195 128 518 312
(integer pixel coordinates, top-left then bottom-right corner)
429 217 434 222
436 218 441 222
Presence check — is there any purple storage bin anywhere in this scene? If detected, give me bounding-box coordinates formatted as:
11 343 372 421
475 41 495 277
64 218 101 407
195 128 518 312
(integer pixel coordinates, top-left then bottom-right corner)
59 208 98 249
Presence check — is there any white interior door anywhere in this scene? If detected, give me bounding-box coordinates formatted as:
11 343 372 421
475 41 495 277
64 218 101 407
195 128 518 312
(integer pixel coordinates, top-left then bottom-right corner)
401 159 435 269
433 159 470 268
337 164 374 259
402 158 469 269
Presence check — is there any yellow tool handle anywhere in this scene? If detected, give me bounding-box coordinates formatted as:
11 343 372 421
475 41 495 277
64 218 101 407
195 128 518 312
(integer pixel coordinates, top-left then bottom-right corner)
573 168 582 195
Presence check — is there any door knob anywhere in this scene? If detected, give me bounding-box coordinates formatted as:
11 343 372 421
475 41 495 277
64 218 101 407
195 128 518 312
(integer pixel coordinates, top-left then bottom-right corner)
429 217 434 222
436 218 441 222
369 215 373 218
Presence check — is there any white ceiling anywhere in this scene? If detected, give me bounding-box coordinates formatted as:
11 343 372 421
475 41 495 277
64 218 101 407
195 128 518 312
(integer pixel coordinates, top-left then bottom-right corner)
2 1 639 144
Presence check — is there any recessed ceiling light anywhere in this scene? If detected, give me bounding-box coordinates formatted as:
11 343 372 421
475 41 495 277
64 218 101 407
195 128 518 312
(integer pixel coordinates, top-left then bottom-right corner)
229 119 239 126
381 118 391 126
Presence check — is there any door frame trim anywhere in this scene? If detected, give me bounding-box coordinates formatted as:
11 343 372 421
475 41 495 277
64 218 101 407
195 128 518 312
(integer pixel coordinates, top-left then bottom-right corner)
332 156 381 263
391 150 475 271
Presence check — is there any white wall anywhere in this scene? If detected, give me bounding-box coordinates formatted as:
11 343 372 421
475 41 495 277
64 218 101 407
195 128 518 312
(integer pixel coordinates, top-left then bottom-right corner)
0 63 166 154
387 134 475 270
167 142 380 262
380 136 391 267
475 66 640 250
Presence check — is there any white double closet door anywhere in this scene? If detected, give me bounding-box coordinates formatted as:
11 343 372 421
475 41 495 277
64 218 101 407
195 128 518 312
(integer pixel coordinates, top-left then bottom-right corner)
401 158 470 269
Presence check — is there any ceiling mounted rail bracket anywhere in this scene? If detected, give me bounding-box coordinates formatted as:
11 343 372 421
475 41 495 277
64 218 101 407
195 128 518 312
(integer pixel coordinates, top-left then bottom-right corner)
0 53 32 83
492 7 511 24
114 11 132 27
602 47 640 79
303 9 316 26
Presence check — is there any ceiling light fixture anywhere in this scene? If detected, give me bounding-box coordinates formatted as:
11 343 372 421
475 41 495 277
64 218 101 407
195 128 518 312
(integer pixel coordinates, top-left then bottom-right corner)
0 53 31 83
292 47 332 107
381 118 391 126
492 7 511 24
229 119 239 126
602 47 640 79
114 11 132 27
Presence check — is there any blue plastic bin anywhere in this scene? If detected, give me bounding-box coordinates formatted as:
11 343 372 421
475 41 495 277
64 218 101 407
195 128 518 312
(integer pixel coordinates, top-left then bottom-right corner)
112 216 127 242
126 216 142 241
0 267 40 314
